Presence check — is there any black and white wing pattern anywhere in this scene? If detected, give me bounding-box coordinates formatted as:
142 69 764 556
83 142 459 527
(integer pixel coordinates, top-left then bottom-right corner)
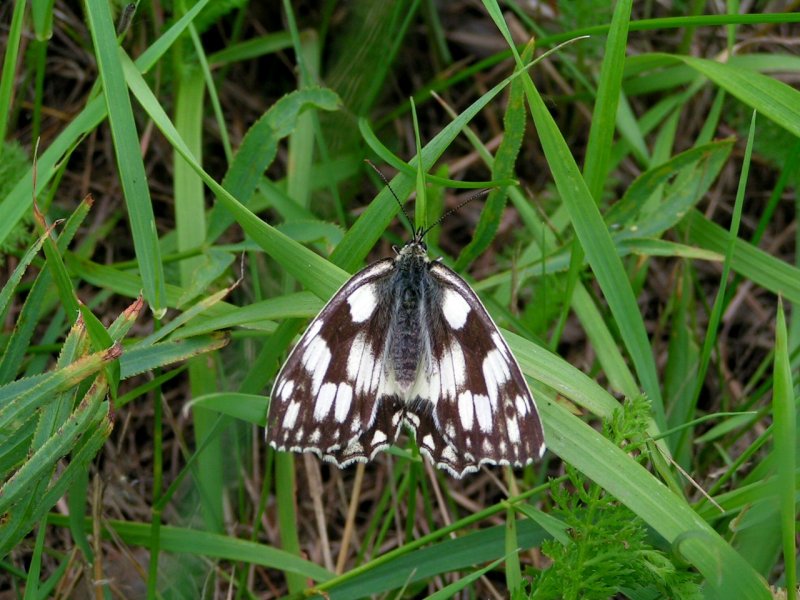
267 259 402 468
412 261 545 478
267 232 546 478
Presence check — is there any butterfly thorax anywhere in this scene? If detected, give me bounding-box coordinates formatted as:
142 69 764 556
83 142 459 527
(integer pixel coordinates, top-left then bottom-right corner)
387 241 432 395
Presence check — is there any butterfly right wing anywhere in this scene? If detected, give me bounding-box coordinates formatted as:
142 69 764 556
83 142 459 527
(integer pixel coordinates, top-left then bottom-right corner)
413 261 546 478
267 259 403 468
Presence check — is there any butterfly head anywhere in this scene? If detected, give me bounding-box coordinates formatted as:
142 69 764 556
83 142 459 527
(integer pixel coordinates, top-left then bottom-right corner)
395 228 429 261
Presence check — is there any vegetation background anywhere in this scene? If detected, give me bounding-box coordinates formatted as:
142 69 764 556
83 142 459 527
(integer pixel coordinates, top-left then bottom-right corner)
0 0 799 598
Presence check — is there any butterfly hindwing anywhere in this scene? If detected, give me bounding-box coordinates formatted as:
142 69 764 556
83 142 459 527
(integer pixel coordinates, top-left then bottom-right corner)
267 259 402 467
412 262 545 477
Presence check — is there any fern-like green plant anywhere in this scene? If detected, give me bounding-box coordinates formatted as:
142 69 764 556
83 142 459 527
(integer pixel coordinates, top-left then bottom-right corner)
527 397 702 600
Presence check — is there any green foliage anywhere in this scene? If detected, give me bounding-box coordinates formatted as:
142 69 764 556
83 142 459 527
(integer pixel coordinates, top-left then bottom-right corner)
0 141 32 260
528 398 702 600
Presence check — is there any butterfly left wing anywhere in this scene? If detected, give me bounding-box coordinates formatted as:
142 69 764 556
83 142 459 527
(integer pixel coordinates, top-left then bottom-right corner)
267 259 403 467
413 261 545 478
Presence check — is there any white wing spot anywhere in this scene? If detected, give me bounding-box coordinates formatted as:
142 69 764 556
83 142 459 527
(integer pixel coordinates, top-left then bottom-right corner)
440 346 457 399
442 445 457 463
347 284 377 323
450 341 466 387
334 383 353 423
442 288 470 329
310 429 321 444
487 349 511 383
314 382 337 420
458 391 474 430
482 438 493 453
422 434 435 449
280 379 294 402
344 440 363 455
371 430 387 446
369 356 382 394
482 349 509 406
473 393 493 433
491 332 510 358
303 320 323 346
282 400 301 430
429 367 440 406
302 337 331 395
347 332 367 381
515 394 529 417
507 416 521 444
356 345 376 395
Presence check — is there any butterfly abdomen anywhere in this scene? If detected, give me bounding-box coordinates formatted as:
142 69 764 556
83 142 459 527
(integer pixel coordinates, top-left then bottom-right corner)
387 253 431 393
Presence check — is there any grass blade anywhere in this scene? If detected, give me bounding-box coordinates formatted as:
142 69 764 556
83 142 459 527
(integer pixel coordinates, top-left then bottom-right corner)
84 0 167 315
772 299 796 595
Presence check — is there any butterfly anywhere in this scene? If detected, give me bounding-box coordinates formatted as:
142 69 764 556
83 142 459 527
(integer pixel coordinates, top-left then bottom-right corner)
266 190 545 478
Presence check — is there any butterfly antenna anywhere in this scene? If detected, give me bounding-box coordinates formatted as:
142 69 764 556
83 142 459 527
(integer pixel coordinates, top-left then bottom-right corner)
365 159 414 234
420 188 491 238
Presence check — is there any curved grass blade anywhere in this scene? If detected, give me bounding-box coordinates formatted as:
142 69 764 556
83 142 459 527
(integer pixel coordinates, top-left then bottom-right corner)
772 299 796 595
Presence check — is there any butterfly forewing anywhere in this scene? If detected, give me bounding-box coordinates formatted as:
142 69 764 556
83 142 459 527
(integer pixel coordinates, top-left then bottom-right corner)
268 259 402 467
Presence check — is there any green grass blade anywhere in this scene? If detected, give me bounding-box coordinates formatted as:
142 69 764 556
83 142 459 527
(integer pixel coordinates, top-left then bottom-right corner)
187 392 267 426
0 378 106 514
120 335 228 379
84 0 166 316
45 514 333 582
207 32 293 65
682 211 800 304
455 40 532 270
520 51 665 422
171 292 319 339
0 343 120 433
22 518 47 600
174 67 207 286
673 54 800 138
0 226 51 323
427 557 505 600
0 0 26 143
607 139 734 240
772 299 797 595
311 520 546 598
582 0 631 200
275 453 305 594
682 112 755 450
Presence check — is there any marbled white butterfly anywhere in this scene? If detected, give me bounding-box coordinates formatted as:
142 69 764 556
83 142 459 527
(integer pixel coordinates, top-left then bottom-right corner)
267 190 545 478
